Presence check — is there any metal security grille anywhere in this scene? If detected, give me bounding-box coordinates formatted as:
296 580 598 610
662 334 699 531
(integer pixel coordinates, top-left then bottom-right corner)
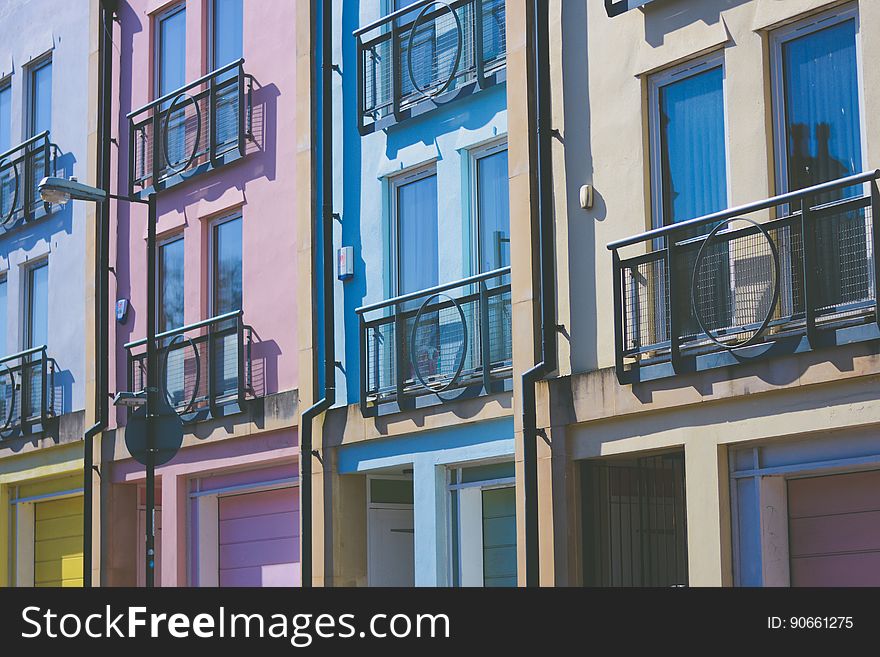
358 268 511 413
0 132 58 230
0 345 56 440
126 310 253 420
581 453 688 587
356 0 507 133
127 60 252 197
609 171 880 382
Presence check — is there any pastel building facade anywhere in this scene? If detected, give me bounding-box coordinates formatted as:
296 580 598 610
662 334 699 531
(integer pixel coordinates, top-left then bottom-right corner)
101 0 302 587
521 0 880 586
0 0 99 587
307 0 518 586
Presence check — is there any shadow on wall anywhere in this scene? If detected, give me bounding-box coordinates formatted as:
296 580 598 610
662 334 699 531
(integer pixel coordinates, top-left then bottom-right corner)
642 0 751 48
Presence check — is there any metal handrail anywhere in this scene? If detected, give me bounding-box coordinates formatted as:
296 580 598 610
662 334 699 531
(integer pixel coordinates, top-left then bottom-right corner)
0 131 50 162
124 310 243 350
607 169 880 251
126 58 246 120
353 0 434 37
356 266 510 315
0 344 47 365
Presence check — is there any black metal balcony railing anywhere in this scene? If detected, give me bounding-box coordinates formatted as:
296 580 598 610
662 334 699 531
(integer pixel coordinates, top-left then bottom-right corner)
0 345 56 438
357 267 512 414
355 0 507 134
125 311 254 421
0 132 59 229
127 59 253 197
608 170 880 384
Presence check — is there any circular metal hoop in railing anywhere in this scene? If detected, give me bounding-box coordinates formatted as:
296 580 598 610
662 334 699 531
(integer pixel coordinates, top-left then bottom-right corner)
0 364 16 437
0 159 20 227
161 92 202 177
406 1 463 101
690 216 780 350
161 334 201 415
409 292 468 394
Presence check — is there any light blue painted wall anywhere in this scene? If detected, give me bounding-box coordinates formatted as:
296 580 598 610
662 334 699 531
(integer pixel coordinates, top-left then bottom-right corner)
329 1 508 406
338 416 515 586
0 0 90 416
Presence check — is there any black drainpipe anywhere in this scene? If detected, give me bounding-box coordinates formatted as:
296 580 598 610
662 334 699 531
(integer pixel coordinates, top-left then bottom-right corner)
521 0 556 588
300 0 335 589
83 0 116 588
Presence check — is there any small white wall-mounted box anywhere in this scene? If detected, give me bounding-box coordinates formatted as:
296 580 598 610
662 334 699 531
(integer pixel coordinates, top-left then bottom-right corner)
116 298 129 323
337 246 354 281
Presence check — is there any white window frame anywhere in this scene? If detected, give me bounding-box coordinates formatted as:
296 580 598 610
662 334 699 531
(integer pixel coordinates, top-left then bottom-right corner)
469 139 509 277
25 54 51 140
22 259 48 351
647 50 729 231
208 212 243 319
769 3 865 197
389 163 437 299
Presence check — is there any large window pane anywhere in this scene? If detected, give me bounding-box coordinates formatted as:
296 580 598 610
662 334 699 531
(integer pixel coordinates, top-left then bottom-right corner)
29 60 52 137
27 263 49 349
0 83 13 221
0 83 10 152
477 148 510 273
212 0 243 70
658 65 726 225
157 5 187 168
158 236 185 333
212 216 242 396
397 172 438 295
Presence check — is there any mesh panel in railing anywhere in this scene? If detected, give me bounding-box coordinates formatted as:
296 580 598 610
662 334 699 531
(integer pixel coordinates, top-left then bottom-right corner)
815 204 873 315
365 320 397 396
0 140 51 227
621 254 669 354
487 289 512 367
481 0 507 65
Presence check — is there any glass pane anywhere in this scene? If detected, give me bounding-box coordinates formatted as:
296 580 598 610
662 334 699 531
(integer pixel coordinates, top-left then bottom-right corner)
213 217 242 316
0 84 10 152
782 19 861 194
397 173 438 295
659 65 726 225
481 487 516 587
28 263 49 348
461 461 514 484
158 7 186 98
30 61 52 137
158 237 185 333
213 0 243 70
477 149 510 273
370 479 414 505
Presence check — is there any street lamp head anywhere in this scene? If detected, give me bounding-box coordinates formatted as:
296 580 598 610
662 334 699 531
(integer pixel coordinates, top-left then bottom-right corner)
39 176 109 205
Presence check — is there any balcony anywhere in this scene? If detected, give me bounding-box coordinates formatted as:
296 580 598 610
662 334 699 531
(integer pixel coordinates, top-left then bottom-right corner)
127 59 253 198
608 170 880 384
0 346 56 438
355 0 507 134
357 268 512 415
0 132 59 231
125 311 254 422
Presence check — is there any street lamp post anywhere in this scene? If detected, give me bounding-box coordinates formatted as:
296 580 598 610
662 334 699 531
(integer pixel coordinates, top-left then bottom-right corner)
39 176 159 588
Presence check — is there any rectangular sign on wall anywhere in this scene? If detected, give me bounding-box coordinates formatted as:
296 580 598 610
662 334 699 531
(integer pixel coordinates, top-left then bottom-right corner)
605 0 658 18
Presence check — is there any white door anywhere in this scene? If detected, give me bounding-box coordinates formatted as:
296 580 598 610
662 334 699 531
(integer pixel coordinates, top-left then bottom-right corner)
368 506 414 586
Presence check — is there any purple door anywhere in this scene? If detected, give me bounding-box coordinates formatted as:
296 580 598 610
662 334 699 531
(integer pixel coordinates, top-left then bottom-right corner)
788 469 880 586
218 487 300 587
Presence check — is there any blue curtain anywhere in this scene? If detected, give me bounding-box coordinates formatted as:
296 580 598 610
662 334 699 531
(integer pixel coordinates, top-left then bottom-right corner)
398 173 438 295
659 65 727 225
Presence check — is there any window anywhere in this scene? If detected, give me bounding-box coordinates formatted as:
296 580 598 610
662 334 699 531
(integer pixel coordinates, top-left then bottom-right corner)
26 262 48 349
158 235 185 333
210 0 243 147
0 80 10 153
0 277 6 354
449 462 517 587
392 166 438 297
0 277 8 420
156 4 187 168
649 53 727 228
211 215 242 396
771 7 866 312
473 142 510 273
28 58 51 138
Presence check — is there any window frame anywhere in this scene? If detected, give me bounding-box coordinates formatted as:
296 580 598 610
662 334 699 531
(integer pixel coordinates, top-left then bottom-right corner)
389 162 438 299
23 259 48 351
208 212 243 319
207 0 243 73
157 232 185 333
0 77 12 153
469 139 510 276
647 50 729 231
26 55 52 139
153 1 187 101
769 3 865 197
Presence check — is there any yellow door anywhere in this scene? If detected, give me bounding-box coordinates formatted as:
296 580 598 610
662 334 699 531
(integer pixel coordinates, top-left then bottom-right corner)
34 496 83 587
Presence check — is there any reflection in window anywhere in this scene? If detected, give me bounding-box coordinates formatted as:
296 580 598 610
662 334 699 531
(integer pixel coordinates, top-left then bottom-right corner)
212 216 242 396
158 236 185 333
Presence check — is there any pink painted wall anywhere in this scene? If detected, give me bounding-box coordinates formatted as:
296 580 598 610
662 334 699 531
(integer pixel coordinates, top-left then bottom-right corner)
110 0 299 429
